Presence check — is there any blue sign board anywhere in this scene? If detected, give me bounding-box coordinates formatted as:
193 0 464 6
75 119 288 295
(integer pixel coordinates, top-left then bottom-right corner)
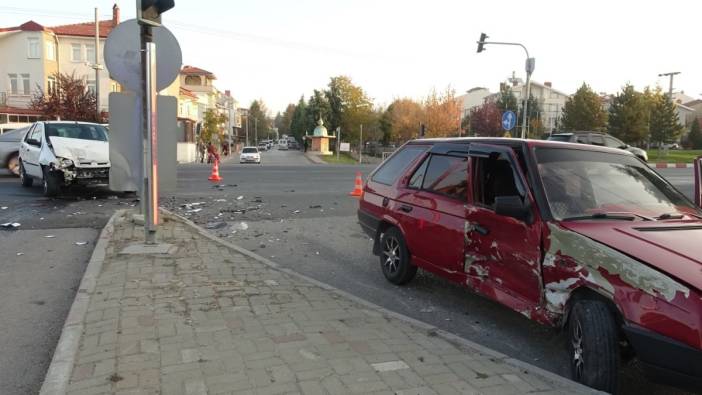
502 111 516 131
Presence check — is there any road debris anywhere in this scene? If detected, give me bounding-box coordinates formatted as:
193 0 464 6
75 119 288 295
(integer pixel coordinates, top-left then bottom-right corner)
309 205 322 209
214 199 227 202
0 206 7 210
232 222 249 231
16 252 24 256
75 241 88 246
206 222 227 230
293 210 300 214
236 196 244 200
44 235 56 238
1 222 21 229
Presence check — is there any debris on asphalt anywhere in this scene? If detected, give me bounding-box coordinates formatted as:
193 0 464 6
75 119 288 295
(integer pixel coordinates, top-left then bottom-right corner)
264 279 279 286
259 244 266 248
75 241 88 246
206 222 227 230
232 222 249 231
0 206 7 210
236 195 244 200
44 235 56 238
187 208 202 213
16 252 24 256
214 199 227 202
309 204 322 209
420 307 434 313
293 210 300 214
1 222 21 229
281 204 287 208
252 197 263 203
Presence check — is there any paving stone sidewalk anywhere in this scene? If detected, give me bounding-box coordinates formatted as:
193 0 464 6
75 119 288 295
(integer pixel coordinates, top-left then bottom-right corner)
48 211 597 395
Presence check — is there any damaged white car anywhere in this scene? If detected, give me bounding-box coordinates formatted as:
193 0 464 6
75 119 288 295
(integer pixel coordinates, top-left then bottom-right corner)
19 121 109 196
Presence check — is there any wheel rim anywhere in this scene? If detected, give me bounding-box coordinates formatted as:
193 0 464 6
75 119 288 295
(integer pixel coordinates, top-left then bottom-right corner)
43 177 48 194
572 320 585 380
8 156 20 176
382 236 401 274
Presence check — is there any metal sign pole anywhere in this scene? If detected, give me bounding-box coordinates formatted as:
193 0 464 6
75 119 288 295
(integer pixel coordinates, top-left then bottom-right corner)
141 25 158 244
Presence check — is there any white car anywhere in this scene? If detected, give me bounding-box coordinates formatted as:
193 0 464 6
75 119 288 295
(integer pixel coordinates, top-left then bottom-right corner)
19 121 110 196
239 146 261 164
277 139 288 150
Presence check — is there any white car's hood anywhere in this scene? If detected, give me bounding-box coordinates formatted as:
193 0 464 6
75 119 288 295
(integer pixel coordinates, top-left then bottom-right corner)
50 137 109 164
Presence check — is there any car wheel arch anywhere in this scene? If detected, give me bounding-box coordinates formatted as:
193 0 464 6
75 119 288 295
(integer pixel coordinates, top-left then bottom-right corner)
563 286 624 331
373 219 406 256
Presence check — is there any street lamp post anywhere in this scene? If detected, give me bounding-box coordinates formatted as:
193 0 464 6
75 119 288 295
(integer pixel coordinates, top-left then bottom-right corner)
476 34 534 139
359 124 363 164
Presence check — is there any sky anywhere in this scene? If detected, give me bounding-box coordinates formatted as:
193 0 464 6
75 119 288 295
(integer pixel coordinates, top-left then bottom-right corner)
1 0 701 113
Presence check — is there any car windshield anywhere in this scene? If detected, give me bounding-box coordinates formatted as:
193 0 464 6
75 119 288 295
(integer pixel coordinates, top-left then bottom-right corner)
45 123 108 142
535 147 701 220
546 135 571 142
242 147 258 153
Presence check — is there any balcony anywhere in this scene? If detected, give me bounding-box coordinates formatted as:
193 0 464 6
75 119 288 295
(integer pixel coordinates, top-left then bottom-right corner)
0 91 33 109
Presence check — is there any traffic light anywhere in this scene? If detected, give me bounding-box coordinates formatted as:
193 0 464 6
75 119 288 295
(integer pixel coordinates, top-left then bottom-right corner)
137 0 175 26
420 123 426 138
477 33 488 53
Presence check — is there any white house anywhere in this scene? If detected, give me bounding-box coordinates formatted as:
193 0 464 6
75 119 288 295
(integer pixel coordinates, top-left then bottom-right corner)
456 87 491 119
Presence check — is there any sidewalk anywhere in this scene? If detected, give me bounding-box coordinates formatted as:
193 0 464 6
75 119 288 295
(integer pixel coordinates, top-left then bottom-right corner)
41 210 599 395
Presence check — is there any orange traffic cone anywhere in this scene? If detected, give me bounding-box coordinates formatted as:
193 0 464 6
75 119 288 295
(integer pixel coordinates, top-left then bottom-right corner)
349 171 363 197
208 159 222 182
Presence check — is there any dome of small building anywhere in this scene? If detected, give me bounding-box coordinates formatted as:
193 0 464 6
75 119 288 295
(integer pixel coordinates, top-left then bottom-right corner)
312 118 328 137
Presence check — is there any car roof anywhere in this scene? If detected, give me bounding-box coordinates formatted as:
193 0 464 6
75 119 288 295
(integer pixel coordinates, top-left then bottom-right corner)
41 121 103 125
405 137 633 157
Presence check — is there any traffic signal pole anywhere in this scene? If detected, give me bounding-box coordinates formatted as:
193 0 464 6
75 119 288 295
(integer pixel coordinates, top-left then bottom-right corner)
140 23 158 244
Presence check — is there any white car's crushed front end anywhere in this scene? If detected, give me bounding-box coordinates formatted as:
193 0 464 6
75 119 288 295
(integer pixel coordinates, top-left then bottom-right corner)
42 137 110 184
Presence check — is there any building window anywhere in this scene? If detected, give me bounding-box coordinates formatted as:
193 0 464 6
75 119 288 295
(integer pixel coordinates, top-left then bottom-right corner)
27 37 40 58
184 75 201 85
86 80 96 95
85 44 95 62
47 76 57 94
21 74 30 95
9 74 18 94
71 44 81 62
110 82 119 92
46 41 56 61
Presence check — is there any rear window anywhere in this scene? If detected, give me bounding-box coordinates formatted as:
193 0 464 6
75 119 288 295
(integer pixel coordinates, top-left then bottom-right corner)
371 145 426 185
419 155 468 200
45 123 108 142
547 135 572 142
242 147 258 153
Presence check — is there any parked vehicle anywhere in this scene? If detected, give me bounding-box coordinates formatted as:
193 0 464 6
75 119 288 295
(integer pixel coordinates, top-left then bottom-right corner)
19 121 110 196
0 122 31 135
0 125 31 176
257 141 268 151
548 131 648 161
239 146 261 164
358 137 702 392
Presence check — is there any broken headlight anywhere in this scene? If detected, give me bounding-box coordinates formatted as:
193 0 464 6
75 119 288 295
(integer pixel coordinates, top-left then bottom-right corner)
56 157 74 169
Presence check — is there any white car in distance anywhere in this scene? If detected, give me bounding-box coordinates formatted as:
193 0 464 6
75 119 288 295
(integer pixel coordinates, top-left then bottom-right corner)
239 146 261 164
19 121 110 196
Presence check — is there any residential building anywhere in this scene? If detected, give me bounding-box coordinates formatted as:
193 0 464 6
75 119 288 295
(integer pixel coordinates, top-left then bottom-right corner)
456 87 491 119
0 5 121 122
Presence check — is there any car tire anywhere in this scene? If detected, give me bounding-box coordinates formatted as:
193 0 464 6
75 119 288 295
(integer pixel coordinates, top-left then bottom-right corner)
42 167 61 197
379 227 417 285
19 161 33 187
568 300 620 393
7 153 20 176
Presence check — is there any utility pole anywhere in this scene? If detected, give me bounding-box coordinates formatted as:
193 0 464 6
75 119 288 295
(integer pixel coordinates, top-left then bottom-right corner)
359 124 363 164
94 8 101 121
658 72 680 97
254 117 258 145
245 115 249 146
336 127 341 160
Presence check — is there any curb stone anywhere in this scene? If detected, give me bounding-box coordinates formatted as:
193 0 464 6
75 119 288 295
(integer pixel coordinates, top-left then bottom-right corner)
39 209 125 395
162 208 602 395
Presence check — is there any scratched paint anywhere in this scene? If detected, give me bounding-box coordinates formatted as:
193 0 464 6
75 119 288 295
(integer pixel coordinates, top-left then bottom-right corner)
546 223 690 303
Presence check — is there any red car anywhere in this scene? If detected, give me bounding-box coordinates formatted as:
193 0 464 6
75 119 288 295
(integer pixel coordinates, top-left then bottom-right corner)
358 138 702 393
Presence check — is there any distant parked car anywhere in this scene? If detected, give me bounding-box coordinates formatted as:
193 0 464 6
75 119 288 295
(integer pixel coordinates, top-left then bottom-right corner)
257 142 268 151
548 132 648 161
19 121 110 196
277 139 289 150
0 122 31 135
0 125 31 176
239 146 261 164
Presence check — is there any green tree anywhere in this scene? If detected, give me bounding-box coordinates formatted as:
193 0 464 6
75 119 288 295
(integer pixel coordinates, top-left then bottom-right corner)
248 100 270 143
495 84 518 113
608 84 650 144
290 96 307 140
201 109 227 146
325 76 374 143
517 94 543 137
379 104 394 145
560 83 607 132
649 89 683 145
688 119 702 149
305 89 331 134
277 103 296 136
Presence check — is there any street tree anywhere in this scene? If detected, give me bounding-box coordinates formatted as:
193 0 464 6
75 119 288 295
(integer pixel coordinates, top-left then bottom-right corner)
608 84 650 144
278 103 296 137
201 109 227 146
248 100 271 142
688 119 702 149
30 72 100 122
560 83 607 132
386 98 423 143
648 88 684 145
518 94 543 138
423 86 461 137
325 76 374 143
305 89 331 134
379 104 394 145
290 96 307 140
495 84 518 113
469 102 502 137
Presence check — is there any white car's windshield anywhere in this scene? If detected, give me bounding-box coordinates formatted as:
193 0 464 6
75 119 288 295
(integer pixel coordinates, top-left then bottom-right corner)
46 123 108 142
242 147 258 153
536 148 701 220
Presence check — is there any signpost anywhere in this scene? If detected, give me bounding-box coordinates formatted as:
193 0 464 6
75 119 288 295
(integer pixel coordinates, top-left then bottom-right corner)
502 110 516 132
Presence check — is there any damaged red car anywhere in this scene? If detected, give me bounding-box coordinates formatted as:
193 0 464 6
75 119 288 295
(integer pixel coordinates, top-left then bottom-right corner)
358 138 702 393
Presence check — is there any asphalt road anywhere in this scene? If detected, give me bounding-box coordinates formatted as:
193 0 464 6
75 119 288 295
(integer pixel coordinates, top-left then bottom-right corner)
0 149 697 395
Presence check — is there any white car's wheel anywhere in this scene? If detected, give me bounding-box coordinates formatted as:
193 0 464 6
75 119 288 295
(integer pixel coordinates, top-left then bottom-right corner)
7 153 20 176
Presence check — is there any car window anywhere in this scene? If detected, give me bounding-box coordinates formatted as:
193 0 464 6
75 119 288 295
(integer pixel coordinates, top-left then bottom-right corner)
420 155 468 200
575 135 588 144
590 134 605 146
604 136 623 148
547 135 571 142
45 123 108 142
242 147 258 153
408 156 429 189
473 154 521 208
24 125 36 142
371 146 426 185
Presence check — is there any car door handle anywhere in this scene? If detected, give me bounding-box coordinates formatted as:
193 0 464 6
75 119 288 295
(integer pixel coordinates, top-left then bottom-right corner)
399 204 413 213
382 197 389 207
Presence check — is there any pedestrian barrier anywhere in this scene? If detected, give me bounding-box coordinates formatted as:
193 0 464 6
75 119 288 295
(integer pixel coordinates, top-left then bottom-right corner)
208 159 222 182
349 171 363 197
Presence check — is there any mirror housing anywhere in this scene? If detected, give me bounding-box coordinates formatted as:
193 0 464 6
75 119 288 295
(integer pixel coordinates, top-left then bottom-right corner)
695 156 701 208
495 195 531 223
26 138 40 147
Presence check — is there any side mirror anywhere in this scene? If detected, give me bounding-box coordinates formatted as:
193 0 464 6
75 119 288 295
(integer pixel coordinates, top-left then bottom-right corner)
495 195 531 223
695 156 701 208
26 138 40 147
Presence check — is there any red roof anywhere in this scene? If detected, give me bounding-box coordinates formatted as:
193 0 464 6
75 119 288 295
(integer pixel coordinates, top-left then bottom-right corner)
50 20 116 38
181 66 216 78
0 20 46 33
